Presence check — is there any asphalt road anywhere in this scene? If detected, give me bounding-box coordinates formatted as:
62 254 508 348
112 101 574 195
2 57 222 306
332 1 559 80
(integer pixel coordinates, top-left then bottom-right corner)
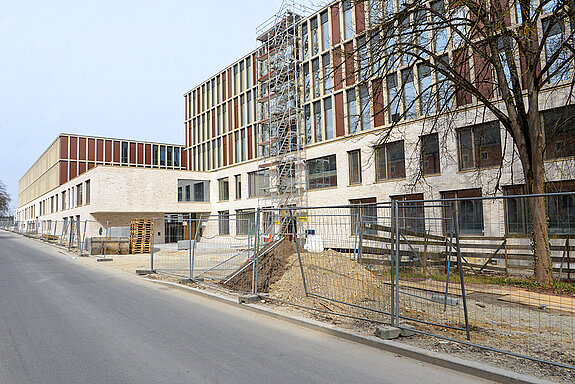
0 231 495 384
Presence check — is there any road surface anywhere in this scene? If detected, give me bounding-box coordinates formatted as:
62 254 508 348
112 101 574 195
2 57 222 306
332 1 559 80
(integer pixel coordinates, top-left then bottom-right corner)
0 231 495 384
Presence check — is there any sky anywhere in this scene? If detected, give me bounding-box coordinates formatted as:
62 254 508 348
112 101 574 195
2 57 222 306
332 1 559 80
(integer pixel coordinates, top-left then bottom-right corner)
0 0 313 211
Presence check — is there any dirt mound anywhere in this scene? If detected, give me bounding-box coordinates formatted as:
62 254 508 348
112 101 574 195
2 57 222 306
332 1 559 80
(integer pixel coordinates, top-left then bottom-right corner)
221 239 297 293
269 249 390 320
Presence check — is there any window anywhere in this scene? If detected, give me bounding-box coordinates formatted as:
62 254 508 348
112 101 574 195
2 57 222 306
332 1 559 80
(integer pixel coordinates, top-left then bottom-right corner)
312 58 320 98
348 150 362 185
324 97 333 140
358 37 369 81
240 129 246 162
219 177 229 201
504 181 575 234
343 0 353 40
543 18 570 84
85 180 90 205
194 183 205 202
236 209 255 235
432 0 447 52
307 154 337 190
248 169 270 197
421 133 440 175
167 146 173 166
314 101 322 142
386 73 400 123
185 185 191 201
235 174 242 199
178 186 183 202
457 122 502 170
76 183 83 206
311 17 319 55
442 189 483 235
322 54 331 93
402 69 416 118
321 11 329 50
392 194 425 233
61 191 66 210
121 142 129 164
303 63 310 101
347 89 358 133
219 211 230 235
160 146 166 166
359 85 371 130
543 105 575 159
375 141 406 181
350 197 377 235
418 64 433 115
174 148 180 167
305 105 312 144
302 23 309 59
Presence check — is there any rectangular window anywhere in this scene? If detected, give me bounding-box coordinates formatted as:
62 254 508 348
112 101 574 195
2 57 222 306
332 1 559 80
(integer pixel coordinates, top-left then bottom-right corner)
386 73 399 123
240 95 245 126
235 175 242 199
358 36 369 81
160 146 166 166
178 186 183 202
348 150 362 185
392 193 425 233
418 64 433 115
239 61 244 91
359 85 370 130
442 189 483 235
305 105 312 144
312 58 320 98
194 183 204 202
375 140 406 181
61 191 66 210
322 54 332 93
302 23 309 59
321 11 329 50
167 146 173 166
314 101 322 142
324 97 333 140
303 63 310 102
543 18 570 84
219 211 230 235
457 122 502 170
248 169 270 197
85 180 90 205
219 177 229 201
121 142 129 164
185 185 191 201
307 154 337 190
311 17 319 55
421 133 440 175
347 89 358 133
236 209 255 235
402 69 416 118
343 0 353 40
240 129 246 162
543 105 575 159
432 0 447 52
233 65 238 95
350 197 377 235
76 184 83 206
174 148 180 167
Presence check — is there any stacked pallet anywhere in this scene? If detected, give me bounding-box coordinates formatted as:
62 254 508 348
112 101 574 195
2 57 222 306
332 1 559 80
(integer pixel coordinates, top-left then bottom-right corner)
130 219 152 254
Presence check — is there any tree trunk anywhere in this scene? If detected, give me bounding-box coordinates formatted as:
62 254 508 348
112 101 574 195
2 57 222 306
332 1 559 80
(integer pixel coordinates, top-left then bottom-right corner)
525 156 552 283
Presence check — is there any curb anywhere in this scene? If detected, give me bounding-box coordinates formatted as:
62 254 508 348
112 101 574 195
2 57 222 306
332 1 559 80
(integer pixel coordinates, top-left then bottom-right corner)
141 278 554 384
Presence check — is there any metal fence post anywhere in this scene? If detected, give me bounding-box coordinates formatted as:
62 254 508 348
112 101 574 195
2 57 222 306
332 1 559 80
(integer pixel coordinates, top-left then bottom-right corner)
390 201 396 326
150 219 155 270
452 201 471 341
290 209 308 296
103 221 109 259
252 208 261 295
188 217 193 279
394 201 400 327
80 220 88 254
68 218 74 250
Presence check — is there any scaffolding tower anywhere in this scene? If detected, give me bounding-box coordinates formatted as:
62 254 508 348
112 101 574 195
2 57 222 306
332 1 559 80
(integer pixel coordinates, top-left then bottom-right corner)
255 1 315 236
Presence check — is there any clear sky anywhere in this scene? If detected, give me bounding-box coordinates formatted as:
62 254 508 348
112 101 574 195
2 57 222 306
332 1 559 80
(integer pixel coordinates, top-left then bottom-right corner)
1 0 324 212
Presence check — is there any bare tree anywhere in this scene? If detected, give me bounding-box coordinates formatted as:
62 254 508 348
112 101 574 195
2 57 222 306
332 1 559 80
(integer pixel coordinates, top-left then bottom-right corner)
0 180 11 217
340 0 575 282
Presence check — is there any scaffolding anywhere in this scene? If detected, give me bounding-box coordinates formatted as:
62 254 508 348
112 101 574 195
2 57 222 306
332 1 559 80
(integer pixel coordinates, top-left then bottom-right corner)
255 1 317 236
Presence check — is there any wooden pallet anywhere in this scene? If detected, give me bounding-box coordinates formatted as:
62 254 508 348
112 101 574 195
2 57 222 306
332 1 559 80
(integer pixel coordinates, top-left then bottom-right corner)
130 219 152 254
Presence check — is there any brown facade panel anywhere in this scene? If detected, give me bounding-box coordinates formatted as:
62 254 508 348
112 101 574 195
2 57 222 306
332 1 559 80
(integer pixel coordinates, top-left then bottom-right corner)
344 42 355 86
88 138 96 161
252 53 257 85
70 136 78 160
228 100 233 129
334 92 345 137
228 133 233 165
333 48 343 91
96 139 104 161
79 162 86 176
247 126 253 160
331 4 341 46
69 161 78 180
184 94 188 121
59 135 69 159
137 143 144 164
59 161 68 185
87 162 95 170
355 2 365 34
227 69 232 99
129 142 136 163
105 140 112 162
233 98 239 129
145 143 151 165
222 73 227 100
79 137 87 160
372 78 385 127
212 110 216 138
223 136 228 166
113 141 120 163
181 148 188 169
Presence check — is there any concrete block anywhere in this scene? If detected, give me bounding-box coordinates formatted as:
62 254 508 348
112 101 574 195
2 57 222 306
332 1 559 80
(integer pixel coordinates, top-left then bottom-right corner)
136 269 156 275
375 325 401 340
97 257 114 262
238 295 261 304
431 294 459 306
177 240 195 250
399 323 416 337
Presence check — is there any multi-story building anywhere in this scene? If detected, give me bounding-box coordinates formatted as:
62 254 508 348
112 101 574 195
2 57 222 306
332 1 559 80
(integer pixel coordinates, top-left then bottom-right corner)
17 0 575 244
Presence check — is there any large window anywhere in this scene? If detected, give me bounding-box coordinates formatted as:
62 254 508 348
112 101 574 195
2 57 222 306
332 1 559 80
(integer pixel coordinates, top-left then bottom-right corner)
543 105 575 159
350 198 377 235
219 211 230 235
543 18 570 84
219 177 229 201
194 183 204 202
85 180 90 205
321 11 329 50
235 174 242 200
392 193 425 233
457 121 501 170
421 133 440 175
347 89 358 133
324 97 333 140
76 184 83 206
343 0 353 40
375 140 405 181
236 209 255 235
307 155 337 190
348 150 362 185
442 189 483 235
248 170 270 197
121 142 129 164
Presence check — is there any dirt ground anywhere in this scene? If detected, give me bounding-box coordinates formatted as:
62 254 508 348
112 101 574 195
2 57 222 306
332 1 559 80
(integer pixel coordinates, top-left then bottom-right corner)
94 250 575 383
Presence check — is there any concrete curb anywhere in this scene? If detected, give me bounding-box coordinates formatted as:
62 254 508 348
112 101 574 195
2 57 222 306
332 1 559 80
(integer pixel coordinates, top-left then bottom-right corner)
141 278 555 384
